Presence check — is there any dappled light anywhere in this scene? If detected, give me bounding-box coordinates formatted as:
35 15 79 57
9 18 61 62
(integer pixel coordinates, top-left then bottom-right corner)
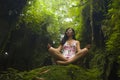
0 0 120 80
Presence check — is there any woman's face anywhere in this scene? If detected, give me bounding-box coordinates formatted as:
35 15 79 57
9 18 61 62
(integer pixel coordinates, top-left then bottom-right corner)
66 28 74 37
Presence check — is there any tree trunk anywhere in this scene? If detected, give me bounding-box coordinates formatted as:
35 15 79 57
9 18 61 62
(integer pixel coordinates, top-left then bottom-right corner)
90 0 94 45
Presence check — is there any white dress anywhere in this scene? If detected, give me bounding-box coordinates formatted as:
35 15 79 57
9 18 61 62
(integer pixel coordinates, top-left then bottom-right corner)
62 41 77 59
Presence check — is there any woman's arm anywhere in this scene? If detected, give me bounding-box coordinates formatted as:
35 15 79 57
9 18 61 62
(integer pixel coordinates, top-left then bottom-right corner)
48 43 62 52
76 41 81 52
56 45 63 52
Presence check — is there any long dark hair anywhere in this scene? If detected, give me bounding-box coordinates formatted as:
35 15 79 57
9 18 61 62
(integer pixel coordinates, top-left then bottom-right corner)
60 27 76 45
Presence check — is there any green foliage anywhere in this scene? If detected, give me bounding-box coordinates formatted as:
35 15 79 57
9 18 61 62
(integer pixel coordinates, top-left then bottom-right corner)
22 65 101 80
79 1 91 46
105 0 120 54
1 0 120 80
90 50 105 68
0 68 23 80
103 0 120 79
0 65 102 80
117 55 120 78
0 0 85 71
106 32 120 53
18 0 54 34
17 0 83 46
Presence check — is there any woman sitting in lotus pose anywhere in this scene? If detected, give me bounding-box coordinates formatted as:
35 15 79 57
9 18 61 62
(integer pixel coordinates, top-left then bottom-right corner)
47 27 90 65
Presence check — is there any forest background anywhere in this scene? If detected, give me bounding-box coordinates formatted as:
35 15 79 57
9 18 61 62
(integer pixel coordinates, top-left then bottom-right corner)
0 0 120 80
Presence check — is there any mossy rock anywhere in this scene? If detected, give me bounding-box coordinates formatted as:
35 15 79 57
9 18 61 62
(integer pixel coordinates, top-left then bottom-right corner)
0 64 102 80
23 64 102 80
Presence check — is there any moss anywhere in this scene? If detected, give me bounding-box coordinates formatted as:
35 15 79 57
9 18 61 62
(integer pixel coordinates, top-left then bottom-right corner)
0 65 102 80
22 64 101 80
0 68 24 80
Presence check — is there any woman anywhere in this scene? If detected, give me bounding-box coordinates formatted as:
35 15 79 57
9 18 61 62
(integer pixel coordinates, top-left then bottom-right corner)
47 27 90 65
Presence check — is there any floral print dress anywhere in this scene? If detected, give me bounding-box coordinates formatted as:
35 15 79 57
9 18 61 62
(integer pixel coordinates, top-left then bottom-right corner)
62 41 77 59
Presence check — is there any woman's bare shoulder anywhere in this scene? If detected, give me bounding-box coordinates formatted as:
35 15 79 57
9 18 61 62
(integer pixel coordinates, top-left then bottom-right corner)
75 40 80 43
74 40 80 45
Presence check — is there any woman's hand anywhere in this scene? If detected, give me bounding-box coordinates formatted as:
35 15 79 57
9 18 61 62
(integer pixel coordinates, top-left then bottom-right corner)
85 44 91 49
47 43 51 49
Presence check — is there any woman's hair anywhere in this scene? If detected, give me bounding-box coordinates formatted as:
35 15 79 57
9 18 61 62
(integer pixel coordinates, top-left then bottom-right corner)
60 27 76 45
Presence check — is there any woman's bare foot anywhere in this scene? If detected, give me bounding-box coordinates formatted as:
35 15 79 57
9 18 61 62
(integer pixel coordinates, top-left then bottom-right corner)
56 60 70 65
